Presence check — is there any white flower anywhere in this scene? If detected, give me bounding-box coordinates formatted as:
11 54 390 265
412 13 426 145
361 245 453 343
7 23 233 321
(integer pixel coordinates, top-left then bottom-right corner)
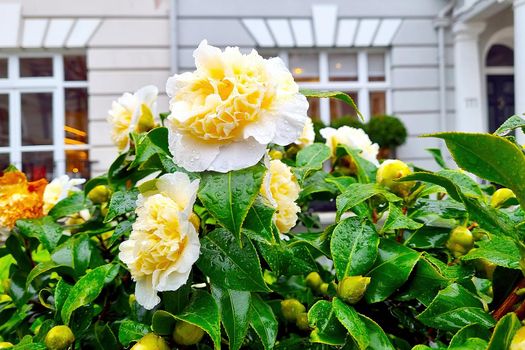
43 175 85 215
166 40 308 173
320 126 379 166
294 117 315 148
261 159 300 233
119 172 201 310
108 85 158 151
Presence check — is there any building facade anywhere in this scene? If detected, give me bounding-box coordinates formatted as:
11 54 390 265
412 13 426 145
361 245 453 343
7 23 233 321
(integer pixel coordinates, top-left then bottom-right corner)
0 0 521 178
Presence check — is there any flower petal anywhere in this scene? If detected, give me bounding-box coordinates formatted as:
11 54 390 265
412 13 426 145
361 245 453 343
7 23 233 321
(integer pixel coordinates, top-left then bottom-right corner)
135 276 161 310
243 113 277 145
156 173 200 213
169 131 220 172
271 94 309 146
208 138 266 173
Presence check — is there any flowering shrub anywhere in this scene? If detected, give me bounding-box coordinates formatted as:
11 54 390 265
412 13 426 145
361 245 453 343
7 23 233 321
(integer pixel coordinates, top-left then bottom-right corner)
1 42 525 350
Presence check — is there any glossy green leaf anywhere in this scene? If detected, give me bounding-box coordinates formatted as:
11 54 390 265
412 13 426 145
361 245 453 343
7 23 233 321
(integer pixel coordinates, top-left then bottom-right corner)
416 283 495 331
54 279 72 317
336 145 378 183
118 320 150 347
130 127 170 168
51 233 92 276
299 171 338 200
308 300 346 345
61 264 119 324
26 261 66 289
494 114 525 136
426 148 448 169
404 226 450 250
358 314 395 350
104 188 139 223
249 294 278 350
436 169 483 199
300 89 363 121
199 163 265 239
152 290 221 349
48 192 86 220
294 143 331 183
486 312 521 350
365 239 420 303
211 286 251 350
332 298 369 350
197 228 270 292
382 202 423 233
325 176 356 193
449 323 490 348
16 217 63 252
336 183 401 219
331 217 379 281
461 235 521 269
94 321 119 350
243 197 275 244
84 174 108 196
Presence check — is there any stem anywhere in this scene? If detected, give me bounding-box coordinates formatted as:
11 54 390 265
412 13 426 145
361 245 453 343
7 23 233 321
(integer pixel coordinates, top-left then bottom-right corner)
492 277 525 321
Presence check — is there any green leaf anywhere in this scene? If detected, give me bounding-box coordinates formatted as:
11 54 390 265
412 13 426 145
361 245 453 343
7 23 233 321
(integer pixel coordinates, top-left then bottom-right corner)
494 114 525 136
461 235 521 269
365 239 420 303
16 217 63 252
300 89 364 121
130 127 170 168
382 202 423 233
199 163 265 239
51 233 92 276
332 298 369 350
243 198 275 244
336 145 378 183
308 300 346 345
211 286 251 350
336 183 401 219
48 192 86 220
416 283 495 331
436 169 483 199
430 132 525 210
325 176 357 193
426 148 448 169
152 290 221 350
249 294 278 350
486 312 521 350
197 228 270 292
299 171 338 200
118 320 149 347
26 261 66 289
94 321 119 350
330 217 379 281
358 314 395 350
104 188 139 223
84 175 108 196
54 279 72 317
449 323 490 348
61 264 119 324
294 143 331 183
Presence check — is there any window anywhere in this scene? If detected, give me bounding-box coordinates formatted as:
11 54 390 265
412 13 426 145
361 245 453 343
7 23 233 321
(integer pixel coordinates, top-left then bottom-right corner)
0 54 89 180
274 50 389 124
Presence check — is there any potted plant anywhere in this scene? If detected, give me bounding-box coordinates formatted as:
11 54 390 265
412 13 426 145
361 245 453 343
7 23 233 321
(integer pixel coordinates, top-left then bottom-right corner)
366 114 407 159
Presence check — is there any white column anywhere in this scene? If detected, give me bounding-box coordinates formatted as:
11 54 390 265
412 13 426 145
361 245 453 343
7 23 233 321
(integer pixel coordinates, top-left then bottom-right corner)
515 0 525 115
453 22 486 132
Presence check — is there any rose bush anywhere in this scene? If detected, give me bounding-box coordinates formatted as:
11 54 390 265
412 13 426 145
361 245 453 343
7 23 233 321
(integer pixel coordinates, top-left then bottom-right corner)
1 42 525 350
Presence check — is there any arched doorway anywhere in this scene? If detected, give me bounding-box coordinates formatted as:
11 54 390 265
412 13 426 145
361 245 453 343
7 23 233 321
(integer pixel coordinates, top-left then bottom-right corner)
486 44 514 132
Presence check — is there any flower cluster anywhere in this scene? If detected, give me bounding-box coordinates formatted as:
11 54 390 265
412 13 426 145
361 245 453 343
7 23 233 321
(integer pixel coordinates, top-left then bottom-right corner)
320 126 379 166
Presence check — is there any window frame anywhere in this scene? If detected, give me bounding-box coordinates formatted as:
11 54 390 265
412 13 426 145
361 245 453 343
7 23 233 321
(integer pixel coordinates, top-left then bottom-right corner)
0 52 88 177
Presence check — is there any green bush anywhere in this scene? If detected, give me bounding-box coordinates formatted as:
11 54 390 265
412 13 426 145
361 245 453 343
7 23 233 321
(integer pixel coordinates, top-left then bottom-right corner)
366 114 407 148
330 116 365 130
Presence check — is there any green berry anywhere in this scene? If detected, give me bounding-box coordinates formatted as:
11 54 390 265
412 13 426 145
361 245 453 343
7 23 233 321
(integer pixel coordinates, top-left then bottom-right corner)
173 321 205 346
337 276 371 304
281 299 306 322
44 325 75 350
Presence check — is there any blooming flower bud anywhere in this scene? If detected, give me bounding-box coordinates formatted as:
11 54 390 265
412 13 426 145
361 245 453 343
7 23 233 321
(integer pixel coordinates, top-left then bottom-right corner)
281 299 306 322
87 185 111 204
268 150 283 160
446 226 474 257
490 188 516 208
376 160 415 198
305 272 323 291
131 333 170 350
295 312 310 331
189 212 200 232
44 325 75 350
511 326 525 350
0 342 13 349
337 276 371 304
172 321 205 346
319 282 330 295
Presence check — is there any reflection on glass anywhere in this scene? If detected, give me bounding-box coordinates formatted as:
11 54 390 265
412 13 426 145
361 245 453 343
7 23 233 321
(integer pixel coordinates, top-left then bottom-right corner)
0 58 7 78
370 91 386 116
368 53 386 82
330 92 359 119
64 55 87 81
65 88 88 145
328 53 358 81
0 94 8 147
19 57 53 77
0 154 9 174
289 53 319 82
21 93 53 146
22 152 54 180
66 150 90 179
307 97 320 121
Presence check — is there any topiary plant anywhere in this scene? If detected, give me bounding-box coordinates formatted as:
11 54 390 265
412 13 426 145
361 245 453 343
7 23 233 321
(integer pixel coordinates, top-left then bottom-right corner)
366 114 407 149
330 115 365 130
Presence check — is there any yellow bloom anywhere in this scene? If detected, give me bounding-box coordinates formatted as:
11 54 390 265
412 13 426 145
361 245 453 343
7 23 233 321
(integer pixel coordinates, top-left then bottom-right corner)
119 172 200 309
261 159 300 233
43 175 85 215
0 170 47 236
166 40 308 172
294 117 315 148
511 326 525 350
320 126 379 166
108 85 158 151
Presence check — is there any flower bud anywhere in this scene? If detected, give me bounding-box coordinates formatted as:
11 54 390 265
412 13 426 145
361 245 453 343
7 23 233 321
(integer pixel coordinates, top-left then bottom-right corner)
173 321 204 346
337 276 371 304
319 282 329 295
376 160 415 197
0 342 13 349
490 188 516 208
511 326 525 350
189 212 200 232
446 226 474 257
136 104 156 133
281 299 306 322
44 325 75 350
305 272 323 291
87 185 111 204
269 150 283 160
131 333 170 350
295 312 310 331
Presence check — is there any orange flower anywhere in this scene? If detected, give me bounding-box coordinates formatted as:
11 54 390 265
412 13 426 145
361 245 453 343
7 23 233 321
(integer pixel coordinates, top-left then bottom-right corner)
0 170 47 233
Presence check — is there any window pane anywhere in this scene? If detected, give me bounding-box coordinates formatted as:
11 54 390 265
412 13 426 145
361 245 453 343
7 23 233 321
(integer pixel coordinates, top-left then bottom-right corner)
0 58 7 78
0 94 8 147
0 154 9 174
22 93 53 146
370 91 386 116
329 53 358 81
65 88 88 145
22 151 54 180
66 150 90 179
330 91 359 119
19 57 53 77
368 53 385 82
64 55 87 81
289 53 319 82
307 97 320 121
